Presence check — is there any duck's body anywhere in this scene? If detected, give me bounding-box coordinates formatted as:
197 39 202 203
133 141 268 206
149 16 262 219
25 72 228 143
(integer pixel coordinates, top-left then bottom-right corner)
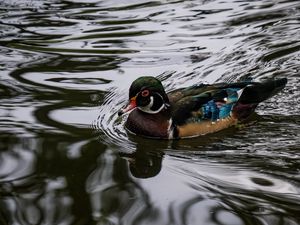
119 76 287 139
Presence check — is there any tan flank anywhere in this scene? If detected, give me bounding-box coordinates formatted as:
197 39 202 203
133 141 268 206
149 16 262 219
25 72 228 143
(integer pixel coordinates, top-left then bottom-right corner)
177 116 238 138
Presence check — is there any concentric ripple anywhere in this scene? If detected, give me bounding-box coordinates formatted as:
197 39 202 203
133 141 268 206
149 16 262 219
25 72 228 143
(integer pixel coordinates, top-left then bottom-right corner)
93 87 137 152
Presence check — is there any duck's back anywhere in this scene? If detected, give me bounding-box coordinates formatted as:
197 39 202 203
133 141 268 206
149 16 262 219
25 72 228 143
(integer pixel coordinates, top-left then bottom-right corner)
167 78 287 138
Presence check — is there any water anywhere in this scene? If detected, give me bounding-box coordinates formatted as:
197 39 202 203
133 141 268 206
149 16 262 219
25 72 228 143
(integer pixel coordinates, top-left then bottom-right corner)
0 0 300 224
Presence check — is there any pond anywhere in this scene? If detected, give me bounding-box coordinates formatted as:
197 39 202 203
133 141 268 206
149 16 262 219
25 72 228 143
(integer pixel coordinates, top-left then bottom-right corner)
0 0 300 224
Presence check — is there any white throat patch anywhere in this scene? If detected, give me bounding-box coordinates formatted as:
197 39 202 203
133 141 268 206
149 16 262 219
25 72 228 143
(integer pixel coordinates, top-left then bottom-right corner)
138 96 165 114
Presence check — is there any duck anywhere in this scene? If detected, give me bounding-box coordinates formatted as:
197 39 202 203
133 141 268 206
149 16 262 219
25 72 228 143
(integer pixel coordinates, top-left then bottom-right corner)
118 76 287 139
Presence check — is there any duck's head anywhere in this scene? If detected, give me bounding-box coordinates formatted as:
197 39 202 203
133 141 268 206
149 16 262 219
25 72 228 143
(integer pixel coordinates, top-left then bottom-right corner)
118 76 170 116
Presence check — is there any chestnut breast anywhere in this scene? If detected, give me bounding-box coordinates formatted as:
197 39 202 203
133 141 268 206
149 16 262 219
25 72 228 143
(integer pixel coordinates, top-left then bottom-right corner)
125 109 170 138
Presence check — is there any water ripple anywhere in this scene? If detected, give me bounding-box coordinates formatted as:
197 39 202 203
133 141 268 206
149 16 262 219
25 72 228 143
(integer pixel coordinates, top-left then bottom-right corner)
1 0 300 224
93 88 137 153
167 157 300 224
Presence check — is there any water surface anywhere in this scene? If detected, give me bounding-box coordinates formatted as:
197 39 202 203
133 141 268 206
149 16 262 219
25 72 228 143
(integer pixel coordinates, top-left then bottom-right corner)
0 0 300 224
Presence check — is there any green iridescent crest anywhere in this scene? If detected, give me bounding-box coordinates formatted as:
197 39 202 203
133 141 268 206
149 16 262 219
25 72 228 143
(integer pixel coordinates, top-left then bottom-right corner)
129 76 166 99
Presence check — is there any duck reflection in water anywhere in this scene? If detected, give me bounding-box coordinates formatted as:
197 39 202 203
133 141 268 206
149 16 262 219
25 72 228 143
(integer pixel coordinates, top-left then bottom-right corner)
121 148 163 179
120 136 166 179
120 122 246 179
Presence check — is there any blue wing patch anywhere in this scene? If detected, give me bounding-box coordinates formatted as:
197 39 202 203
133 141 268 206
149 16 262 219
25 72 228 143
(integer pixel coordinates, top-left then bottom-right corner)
202 88 240 121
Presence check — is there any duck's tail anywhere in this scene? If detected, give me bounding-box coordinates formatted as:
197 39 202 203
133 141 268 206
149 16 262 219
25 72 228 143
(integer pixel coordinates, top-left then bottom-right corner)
238 78 287 104
233 78 287 120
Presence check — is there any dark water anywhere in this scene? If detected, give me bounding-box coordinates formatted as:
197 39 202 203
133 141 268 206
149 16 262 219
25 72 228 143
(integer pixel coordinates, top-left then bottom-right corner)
1 0 300 224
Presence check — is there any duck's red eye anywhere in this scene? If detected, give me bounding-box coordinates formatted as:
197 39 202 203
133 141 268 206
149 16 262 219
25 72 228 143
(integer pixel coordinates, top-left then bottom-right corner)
141 89 150 97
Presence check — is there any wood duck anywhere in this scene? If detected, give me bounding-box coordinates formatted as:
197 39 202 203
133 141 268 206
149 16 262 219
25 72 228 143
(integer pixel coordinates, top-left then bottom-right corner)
118 76 287 139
